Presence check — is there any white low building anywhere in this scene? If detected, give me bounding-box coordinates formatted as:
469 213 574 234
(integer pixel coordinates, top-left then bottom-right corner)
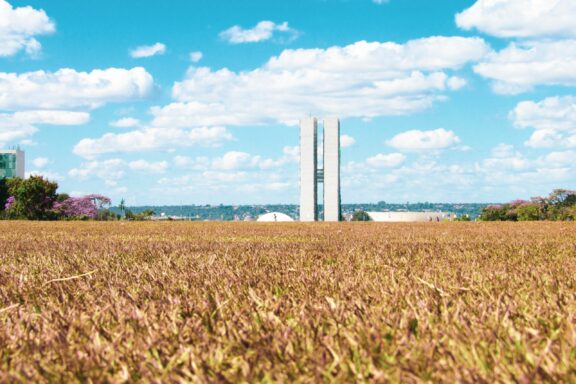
367 211 455 222
257 212 295 222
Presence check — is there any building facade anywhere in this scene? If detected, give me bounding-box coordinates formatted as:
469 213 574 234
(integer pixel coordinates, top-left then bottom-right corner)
323 118 341 222
367 211 455 222
299 118 318 222
299 117 341 222
0 149 25 179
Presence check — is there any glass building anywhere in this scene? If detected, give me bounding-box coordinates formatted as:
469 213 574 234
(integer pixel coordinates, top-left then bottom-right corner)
0 150 25 179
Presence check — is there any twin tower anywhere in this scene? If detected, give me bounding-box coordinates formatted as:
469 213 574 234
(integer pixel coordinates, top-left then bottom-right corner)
300 117 341 222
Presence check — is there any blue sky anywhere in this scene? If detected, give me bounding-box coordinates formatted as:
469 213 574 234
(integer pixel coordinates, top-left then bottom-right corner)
1 0 576 205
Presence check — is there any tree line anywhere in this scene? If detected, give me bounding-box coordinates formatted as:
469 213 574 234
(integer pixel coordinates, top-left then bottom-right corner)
0 176 117 220
479 189 576 221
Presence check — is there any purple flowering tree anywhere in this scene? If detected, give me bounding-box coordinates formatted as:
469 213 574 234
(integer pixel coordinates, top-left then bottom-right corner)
4 196 15 211
53 194 111 219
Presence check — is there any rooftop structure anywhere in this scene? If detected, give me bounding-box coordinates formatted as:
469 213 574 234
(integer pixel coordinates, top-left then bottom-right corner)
367 211 455 222
0 149 25 179
257 212 295 222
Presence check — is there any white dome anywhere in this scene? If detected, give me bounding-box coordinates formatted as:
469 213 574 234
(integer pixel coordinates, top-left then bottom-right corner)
257 212 294 222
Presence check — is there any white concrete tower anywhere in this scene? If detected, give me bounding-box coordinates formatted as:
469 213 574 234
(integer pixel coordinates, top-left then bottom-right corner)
299 117 318 222
15 149 25 179
323 118 341 222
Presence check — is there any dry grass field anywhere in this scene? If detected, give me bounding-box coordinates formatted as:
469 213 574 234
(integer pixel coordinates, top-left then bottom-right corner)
1 221 575 383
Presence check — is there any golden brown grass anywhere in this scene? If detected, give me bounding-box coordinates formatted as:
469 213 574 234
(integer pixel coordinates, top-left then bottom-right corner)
1 221 575 382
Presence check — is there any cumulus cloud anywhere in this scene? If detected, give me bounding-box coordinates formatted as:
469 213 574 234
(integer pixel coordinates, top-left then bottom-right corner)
510 96 576 148
219 21 298 44
0 67 154 110
73 127 233 158
491 143 515 158
189 51 203 63
474 41 576 94
174 146 298 172
110 117 140 128
128 160 168 173
475 148 576 187
27 170 64 182
152 37 488 128
0 110 89 147
130 43 166 58
12 110 90 125
386 128 461 150
0 113 38 146
209 151 250 171
365 153 406 168
340 135 356 148
32 157 49 168
456 0 576 39
0 0 55 57
155 146 301 204
69 159 126 181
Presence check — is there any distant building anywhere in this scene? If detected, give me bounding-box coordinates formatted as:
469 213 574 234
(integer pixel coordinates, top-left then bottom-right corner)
0 149 25 179
300 117 341 222
367 211 455 222
257 212 295 222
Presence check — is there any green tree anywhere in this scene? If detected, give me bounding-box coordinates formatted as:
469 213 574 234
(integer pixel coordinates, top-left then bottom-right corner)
352 210 371 222
454 214 471 222
6 176 59 220
118 198 126 219
479 205 508 221
124 209 134 220
141 209 155 219
548 189 576 208
56 193 70 203
0 178 8 211
516 204 541 221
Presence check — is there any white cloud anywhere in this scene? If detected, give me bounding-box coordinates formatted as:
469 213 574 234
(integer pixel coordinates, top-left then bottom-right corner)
173 155 210 170
32 157 49 168
475 40 576 94
512 96 576 132
282 146 299 160
525 130 574 149
128 160 168 173
456 0 576 39
510 96 576 148
155 147 301 204
365 153 406 168
155 37 489 127
110 117 140 128
340 135 356 148
130 43 166 58
26 170 63 182
69 159 126 181
491 143 515 158
219 21 298 44
190 51 203 63
0 0 55 57
474 149 576 188
174 147 298 172
0 67 154 110
0 114 37 146
0 110 89 147
73 126 233 157
212 151 253 170
13 110 90 125
386 128 461 150
540 150 576 167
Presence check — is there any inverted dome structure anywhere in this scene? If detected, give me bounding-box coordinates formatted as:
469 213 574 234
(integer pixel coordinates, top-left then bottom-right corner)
257 212 294 222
